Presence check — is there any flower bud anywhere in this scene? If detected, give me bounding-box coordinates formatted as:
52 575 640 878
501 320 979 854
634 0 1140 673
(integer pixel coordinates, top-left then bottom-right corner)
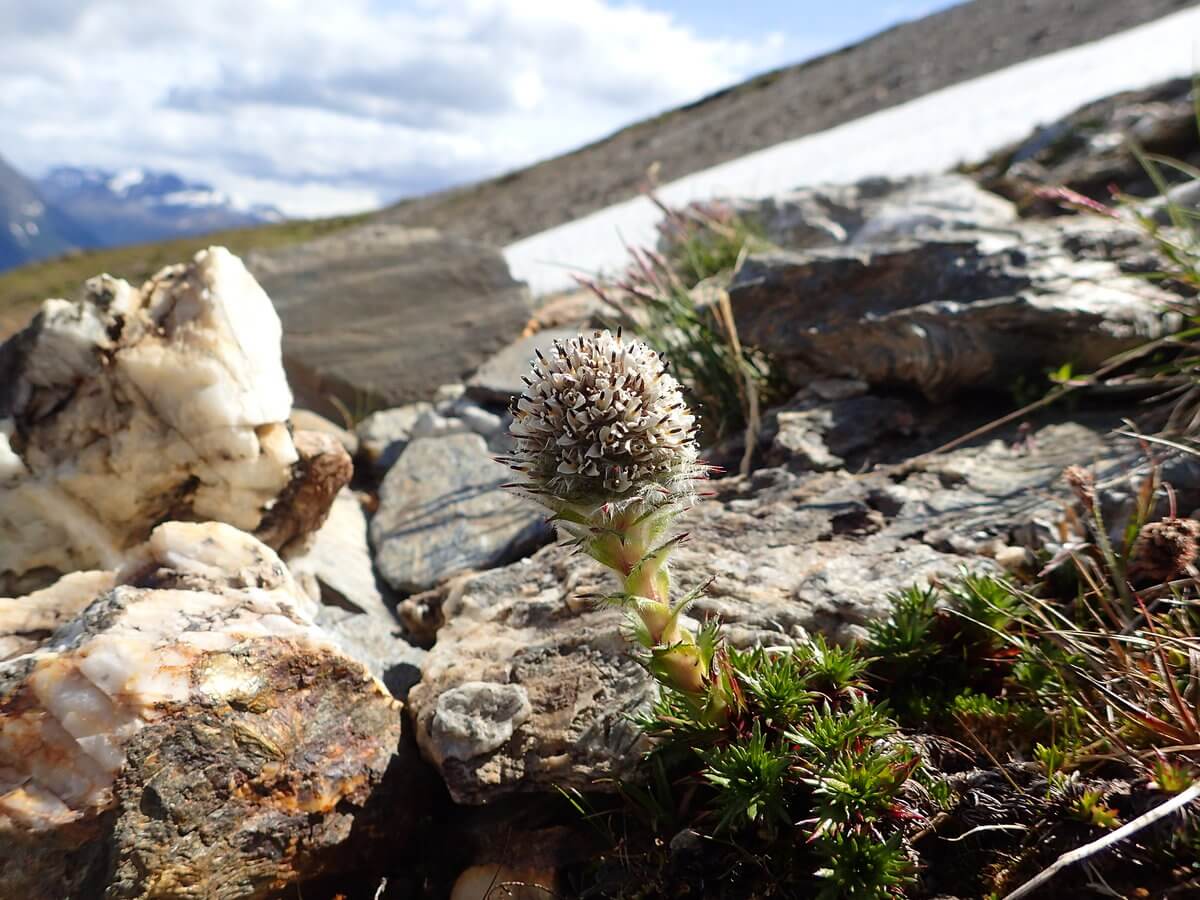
503 330 704 511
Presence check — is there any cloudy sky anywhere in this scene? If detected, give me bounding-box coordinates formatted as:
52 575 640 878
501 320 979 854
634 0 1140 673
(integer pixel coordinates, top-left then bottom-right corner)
0 0 955 218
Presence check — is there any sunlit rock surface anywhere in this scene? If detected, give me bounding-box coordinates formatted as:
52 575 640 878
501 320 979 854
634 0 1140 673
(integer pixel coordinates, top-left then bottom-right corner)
408 415 1133 804
0 521 403 899
0 248 348 594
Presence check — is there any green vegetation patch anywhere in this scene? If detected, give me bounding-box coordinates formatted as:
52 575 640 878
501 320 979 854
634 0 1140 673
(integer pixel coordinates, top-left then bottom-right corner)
0 213 365 337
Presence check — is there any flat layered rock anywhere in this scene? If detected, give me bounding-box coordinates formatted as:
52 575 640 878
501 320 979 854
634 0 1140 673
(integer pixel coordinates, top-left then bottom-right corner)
728 181 1175 398
370 432 549 594
0 522 404 900
248 224 533 418
969 78 1199 212
0 247 349 595
739 174 1016 250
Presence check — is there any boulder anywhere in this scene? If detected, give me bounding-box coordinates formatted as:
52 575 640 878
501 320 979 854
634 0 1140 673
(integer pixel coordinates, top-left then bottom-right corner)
729 213 1174 398
370 433 549 595
969 78 1200 213
464 326 580 405
408 414 1129 804
0 247 349 595
0 521 403 899
742 174 1016 250
248 225 534 419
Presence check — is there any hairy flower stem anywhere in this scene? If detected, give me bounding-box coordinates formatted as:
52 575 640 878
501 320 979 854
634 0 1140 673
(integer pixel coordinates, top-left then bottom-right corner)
585 502 728 719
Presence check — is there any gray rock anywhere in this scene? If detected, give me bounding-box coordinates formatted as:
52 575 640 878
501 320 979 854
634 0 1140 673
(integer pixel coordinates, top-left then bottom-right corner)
970 78 1198 212
428 682 533 764
772 410 844 471
287 489 426 697
289 490 384 617
408 416 1130 804
248 224 534 420
1141 178 1200 226
356 401 432 477
454 400 505 438
766 392 918 471
743 174 1015 250
434 383 468 411
411 408 471 440
370 433 550 594
730 216 1174 399
465 326 580 405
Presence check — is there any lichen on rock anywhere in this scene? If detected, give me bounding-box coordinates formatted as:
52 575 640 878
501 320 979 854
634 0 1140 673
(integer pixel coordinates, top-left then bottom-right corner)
0 521 403 899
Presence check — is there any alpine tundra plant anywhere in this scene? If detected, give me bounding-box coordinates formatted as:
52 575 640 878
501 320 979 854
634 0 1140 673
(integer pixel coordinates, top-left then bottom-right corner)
499 328 734 721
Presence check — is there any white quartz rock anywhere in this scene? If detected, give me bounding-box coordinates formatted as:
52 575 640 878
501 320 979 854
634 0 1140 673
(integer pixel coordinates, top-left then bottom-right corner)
0 521 351 832
0 571 116 662
0 248 310 593
0 521 404 897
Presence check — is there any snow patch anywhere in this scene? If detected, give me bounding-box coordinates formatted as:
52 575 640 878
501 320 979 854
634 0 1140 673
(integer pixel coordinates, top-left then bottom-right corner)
107 168 145 195
504 6 1200 296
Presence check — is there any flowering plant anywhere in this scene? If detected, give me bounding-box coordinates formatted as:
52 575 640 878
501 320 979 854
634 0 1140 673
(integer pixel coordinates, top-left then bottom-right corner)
500 328 733 721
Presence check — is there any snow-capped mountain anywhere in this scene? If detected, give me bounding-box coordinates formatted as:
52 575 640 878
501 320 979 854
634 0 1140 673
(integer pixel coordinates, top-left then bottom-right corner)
37 166 284 248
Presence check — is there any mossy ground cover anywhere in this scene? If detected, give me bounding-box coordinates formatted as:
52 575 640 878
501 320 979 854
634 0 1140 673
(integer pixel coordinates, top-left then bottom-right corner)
549 191 1200 898
561 548 1200 898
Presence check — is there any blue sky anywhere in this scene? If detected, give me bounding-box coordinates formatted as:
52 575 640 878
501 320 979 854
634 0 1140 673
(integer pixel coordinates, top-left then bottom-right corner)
637 1 957 43
0 0 961 217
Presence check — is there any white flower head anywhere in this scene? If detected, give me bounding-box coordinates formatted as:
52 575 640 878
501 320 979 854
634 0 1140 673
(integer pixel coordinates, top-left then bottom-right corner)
503 329 703 509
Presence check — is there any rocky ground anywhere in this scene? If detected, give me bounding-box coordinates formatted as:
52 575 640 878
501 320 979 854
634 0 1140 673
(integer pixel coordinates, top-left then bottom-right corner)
2 81 1199 899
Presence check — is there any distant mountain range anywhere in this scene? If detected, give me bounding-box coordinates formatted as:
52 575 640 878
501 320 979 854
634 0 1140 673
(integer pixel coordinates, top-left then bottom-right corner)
0 155 284 271
0 155 94 271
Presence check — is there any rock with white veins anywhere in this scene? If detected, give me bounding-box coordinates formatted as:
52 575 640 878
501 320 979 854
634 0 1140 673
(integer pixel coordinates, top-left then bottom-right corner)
0 521 404 899
0 247 350 594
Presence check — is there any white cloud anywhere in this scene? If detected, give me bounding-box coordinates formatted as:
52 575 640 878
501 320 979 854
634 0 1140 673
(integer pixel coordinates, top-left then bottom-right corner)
0 0 795 217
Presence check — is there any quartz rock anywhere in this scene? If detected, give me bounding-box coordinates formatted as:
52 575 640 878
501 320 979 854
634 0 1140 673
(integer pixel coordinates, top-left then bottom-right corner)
0 248 349 593
290 407 359 457
0 521 403 899
0 571 115 662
